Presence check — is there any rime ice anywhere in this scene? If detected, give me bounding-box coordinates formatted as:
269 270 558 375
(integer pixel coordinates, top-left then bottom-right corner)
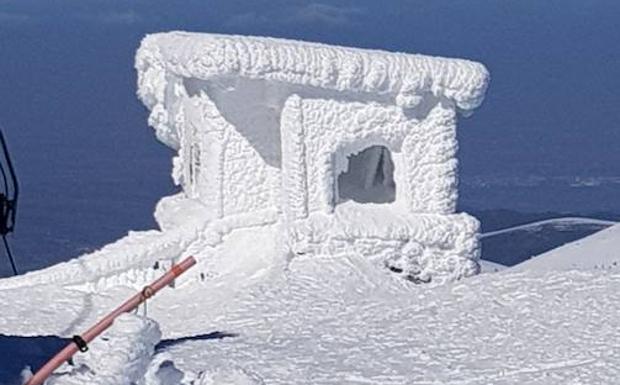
136 32 489 283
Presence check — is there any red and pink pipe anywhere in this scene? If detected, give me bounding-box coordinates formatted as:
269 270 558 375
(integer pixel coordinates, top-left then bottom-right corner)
24 256 197 385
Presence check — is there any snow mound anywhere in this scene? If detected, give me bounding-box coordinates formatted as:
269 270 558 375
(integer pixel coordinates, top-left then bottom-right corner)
46 314 161 385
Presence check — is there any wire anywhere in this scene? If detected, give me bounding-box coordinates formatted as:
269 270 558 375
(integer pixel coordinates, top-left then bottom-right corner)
0 162 8 198
0 130 10 198
0 128 20 275
0 129 18 214
0 129 18 201
2 234 18 276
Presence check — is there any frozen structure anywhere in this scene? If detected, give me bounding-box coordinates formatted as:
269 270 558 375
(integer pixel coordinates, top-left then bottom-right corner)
136 32 489 283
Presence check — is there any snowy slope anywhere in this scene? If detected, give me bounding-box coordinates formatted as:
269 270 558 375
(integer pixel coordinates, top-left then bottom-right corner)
1 216 617 384
3 229 620 383
155 260 620 384
515 223 620 271
479 217 616 266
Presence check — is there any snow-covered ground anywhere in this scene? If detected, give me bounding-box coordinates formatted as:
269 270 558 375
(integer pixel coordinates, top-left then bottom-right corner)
170 268 620 384
149 256 620 384
3 222 620 384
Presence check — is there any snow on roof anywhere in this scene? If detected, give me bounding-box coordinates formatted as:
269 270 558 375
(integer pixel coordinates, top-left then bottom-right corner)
135 32 489 114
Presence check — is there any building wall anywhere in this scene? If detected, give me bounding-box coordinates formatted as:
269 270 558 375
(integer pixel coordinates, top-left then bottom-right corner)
402 101 459 214
280 94 459 220
280 94 478 283
221 123 280 217
181 92 226 217
181 91 280 218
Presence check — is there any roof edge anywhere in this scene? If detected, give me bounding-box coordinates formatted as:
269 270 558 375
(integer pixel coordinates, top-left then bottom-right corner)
135 32 489 144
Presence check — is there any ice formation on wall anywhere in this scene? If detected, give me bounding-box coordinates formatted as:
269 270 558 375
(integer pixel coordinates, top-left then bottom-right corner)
134 32 489 283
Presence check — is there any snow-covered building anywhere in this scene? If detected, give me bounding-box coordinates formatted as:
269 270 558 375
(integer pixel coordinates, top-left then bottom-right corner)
136 32 489 283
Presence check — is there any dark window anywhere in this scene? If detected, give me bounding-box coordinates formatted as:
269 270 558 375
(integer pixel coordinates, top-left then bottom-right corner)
337 145 396 204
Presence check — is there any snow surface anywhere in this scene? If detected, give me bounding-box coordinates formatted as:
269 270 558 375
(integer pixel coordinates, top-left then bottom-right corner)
2 223 620 383
154 258 620 384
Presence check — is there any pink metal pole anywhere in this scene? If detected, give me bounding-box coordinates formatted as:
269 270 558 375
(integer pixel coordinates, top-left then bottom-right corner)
24 256 196 385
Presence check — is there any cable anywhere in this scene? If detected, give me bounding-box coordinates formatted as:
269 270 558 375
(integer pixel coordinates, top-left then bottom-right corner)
0 128 19 275
0 162 8 198
2 234 18 276
0 129 18 200
0 130 10 198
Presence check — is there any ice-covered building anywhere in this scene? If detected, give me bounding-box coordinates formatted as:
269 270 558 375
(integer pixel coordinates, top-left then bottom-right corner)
136 32 489 284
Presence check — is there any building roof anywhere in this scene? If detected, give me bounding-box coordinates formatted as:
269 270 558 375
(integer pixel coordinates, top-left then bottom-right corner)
136 32 489 115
